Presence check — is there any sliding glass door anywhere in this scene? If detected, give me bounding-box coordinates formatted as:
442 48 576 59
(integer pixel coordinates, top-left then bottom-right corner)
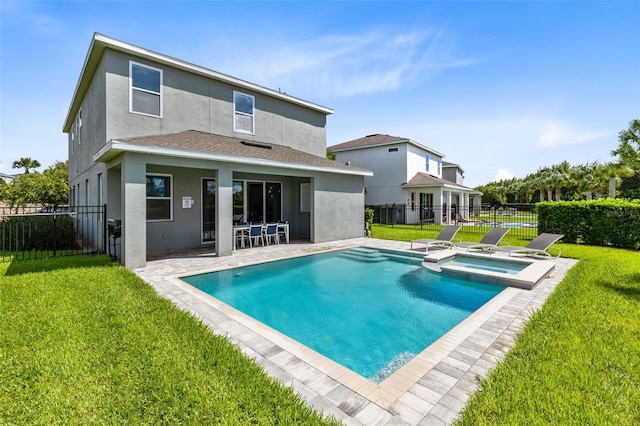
233 180 282 224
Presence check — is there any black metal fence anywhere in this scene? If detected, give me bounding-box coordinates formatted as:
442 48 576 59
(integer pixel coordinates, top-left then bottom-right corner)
368 203 539 239
1 205 107 262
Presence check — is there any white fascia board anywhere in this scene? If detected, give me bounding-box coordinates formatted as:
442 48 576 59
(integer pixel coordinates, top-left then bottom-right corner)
94 140 373 177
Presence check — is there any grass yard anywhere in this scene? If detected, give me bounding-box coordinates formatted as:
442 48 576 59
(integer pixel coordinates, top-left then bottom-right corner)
373 224 640 424
0 256 338 425
2 227 639 425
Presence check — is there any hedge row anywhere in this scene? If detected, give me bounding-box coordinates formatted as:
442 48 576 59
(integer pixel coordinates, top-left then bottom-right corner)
537 199 640 249
1 215 78 251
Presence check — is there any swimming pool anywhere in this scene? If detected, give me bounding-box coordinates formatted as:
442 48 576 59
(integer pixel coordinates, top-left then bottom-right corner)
181 247 504 382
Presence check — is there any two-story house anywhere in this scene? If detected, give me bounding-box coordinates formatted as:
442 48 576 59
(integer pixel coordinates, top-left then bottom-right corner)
329 134 481 225
63 33 371 268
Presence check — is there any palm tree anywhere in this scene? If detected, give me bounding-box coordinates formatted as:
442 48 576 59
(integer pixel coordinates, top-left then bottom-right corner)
11 157 41 174
601 162 634 198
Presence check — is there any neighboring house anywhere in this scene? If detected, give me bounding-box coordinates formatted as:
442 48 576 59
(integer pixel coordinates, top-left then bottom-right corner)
63 33 371 268
328 134 481 225
0 172 17 184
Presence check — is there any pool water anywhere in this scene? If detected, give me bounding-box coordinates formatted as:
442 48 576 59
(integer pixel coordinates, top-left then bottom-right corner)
439 254 530 275
182 247 504 382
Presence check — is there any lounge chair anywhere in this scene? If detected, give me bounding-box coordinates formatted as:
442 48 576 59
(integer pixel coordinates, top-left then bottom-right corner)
411 225 461 251
495 233 564 258
455 227 510 252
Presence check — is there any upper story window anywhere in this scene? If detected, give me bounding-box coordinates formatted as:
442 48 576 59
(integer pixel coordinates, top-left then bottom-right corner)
425 154 430 172
388 147 398 152
130 61 162 117
437 159 442 176
234 91 254 134
146 174 173 221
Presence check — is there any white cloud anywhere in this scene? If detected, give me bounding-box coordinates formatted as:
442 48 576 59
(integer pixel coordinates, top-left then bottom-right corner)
205 27 480 99
495 168 514 181
538 121 610 147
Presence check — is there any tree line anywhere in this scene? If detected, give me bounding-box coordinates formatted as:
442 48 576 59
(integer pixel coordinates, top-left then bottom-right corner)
0 158 69 208
476 119 640 205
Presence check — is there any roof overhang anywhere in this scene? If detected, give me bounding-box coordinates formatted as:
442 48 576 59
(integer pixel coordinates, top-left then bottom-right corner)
63 33 333 132
332 138 445 158
402 182 482 195
94 140 373 177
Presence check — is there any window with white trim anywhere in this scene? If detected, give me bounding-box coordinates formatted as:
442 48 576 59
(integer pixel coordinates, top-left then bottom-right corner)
146 174 172 221
130 61 162 117
233 91 254 134
425 154 430 172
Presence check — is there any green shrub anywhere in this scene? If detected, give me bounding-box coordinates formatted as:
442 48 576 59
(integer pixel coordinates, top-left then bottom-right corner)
537 199 640 248
364 207 374 226
1 215 78 251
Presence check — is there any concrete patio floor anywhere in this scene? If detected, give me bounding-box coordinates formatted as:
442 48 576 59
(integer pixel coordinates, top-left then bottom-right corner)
134 238 577 425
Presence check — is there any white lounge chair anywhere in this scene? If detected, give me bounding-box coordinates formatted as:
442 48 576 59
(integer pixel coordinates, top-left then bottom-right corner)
495 233 564 258
411 225 461 251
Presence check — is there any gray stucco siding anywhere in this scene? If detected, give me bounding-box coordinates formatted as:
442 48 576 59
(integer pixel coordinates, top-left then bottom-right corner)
100 49 327 157
145 165 212 252
312 173 365 242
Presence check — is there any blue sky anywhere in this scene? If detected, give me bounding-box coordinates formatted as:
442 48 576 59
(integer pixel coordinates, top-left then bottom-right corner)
1 1 639 187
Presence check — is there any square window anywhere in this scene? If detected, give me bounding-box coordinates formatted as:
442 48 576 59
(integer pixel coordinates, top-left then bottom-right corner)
146 174 172 221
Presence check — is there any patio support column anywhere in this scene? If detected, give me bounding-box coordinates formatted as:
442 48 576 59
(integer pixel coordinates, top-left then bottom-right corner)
434 187 443 225
120 153 146 269
463 193 470 218
445 189 452 224
216 166 233 256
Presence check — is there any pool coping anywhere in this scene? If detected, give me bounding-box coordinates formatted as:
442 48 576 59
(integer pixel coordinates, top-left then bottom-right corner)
135 238 577 425
422 250 556 290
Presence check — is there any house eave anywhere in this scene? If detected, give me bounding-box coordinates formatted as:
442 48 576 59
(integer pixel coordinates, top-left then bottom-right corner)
94 140 373 177
331 139 445 158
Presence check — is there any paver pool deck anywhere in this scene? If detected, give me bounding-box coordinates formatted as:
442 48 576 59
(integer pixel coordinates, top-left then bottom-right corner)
135 237 577 425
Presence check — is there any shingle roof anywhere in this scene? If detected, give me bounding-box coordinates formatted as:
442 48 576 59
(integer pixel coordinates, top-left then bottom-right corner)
103 130 370 174
403 172 479 193
328 133 445 157
328 134 408 151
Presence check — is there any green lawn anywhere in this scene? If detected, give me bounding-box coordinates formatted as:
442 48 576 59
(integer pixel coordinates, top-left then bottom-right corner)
2 229 639 425
0 256 338 425
372 224 640 424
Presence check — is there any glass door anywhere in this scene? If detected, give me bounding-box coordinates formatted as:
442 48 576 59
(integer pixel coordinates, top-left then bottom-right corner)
247 182 264 223
202 178 215 243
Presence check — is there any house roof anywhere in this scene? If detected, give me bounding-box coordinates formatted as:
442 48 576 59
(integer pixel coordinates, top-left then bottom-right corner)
328 134 445 158
403 172 481 194
63 33 333 133
442 161 465 173
94 130 372 177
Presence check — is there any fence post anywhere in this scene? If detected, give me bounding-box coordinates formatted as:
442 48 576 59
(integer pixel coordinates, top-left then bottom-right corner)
103 204 107 255
52 213 57 257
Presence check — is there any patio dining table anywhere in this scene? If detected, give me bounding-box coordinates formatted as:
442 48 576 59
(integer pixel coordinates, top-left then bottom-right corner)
233 222 289 250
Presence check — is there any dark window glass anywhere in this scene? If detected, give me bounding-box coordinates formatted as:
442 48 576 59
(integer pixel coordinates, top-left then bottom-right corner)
132 64 160 92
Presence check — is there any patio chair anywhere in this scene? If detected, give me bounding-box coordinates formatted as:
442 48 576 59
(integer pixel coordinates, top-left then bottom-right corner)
455 227 510 252
248 223 264 248
495 233 564 258
410 225 461 251
264 223 279 246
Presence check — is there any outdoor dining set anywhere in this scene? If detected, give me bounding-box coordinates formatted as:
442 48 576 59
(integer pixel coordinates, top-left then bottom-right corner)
233 221 290 250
